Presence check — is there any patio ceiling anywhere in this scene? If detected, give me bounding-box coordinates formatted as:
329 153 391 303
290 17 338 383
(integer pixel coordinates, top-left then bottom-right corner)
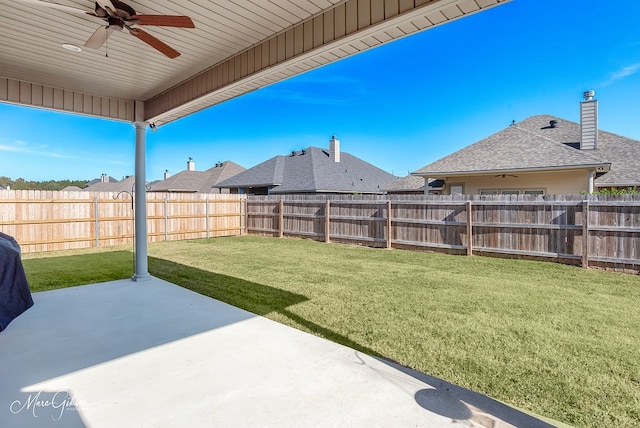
0 0 509 126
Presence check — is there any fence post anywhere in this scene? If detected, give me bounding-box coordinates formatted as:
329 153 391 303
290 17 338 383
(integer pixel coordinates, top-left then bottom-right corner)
94 195 99 247
164 197 168 241
244 198 249 235
386 200 392 249
239 198 243 236
205 198 210 239
466 200 473 256
279 199 284 238
582 199 589 268
325 200 331 243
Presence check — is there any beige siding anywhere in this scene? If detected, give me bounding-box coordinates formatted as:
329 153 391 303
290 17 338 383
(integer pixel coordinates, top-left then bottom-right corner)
442 170 590 195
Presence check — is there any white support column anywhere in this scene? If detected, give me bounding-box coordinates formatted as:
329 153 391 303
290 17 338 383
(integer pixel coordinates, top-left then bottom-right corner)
132 101 151 281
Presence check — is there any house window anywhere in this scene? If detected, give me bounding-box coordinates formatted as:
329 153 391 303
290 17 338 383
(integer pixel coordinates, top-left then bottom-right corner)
479 189 545 195
450 185 464 195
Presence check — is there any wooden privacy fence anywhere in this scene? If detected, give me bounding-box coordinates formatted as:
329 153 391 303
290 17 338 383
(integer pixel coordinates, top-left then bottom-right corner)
246 194 640 273
0 190 246 253
2 190 639 272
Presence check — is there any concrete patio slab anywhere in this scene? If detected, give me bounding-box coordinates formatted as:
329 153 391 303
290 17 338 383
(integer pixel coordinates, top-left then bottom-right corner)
0 278 552 427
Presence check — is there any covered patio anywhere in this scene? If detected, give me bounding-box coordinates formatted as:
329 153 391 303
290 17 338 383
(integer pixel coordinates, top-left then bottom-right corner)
0 0 546 426
1 0 510 277
0 277 550 427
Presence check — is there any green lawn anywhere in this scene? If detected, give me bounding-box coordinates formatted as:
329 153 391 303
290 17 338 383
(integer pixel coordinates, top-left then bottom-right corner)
22 236 640 427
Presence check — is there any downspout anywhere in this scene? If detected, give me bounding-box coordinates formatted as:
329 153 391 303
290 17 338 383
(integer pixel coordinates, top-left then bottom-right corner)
587 169 595 194
132 101 151 281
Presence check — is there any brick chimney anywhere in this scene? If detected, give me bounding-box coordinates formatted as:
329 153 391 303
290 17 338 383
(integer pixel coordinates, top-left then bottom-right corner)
580 90 598 150
164 169 171 179
329 135 340 162
187 157 195 171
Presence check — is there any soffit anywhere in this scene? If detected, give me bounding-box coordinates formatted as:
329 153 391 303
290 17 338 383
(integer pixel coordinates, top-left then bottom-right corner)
0 0 509 124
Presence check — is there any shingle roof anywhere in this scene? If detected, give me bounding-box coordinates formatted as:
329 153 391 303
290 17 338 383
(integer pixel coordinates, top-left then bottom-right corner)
149 161 245 193
217 147 397 194
84 175 118 188
385 175 424 192
384 176 444 192
84 175 140 192
413 115 640 187
215 156 286 189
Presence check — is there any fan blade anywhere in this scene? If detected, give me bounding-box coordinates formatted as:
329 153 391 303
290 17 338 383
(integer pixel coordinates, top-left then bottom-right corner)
14 0 95 16
131 15 195 28
84 25 116 49
129 28 180 58
95 0 117 15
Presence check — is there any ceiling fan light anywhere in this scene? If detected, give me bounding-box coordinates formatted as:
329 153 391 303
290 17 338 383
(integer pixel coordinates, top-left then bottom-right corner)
62 43 82 52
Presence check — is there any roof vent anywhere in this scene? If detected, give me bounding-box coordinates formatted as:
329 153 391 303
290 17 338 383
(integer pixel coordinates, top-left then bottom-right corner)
549 120 558 128
583 90 595 101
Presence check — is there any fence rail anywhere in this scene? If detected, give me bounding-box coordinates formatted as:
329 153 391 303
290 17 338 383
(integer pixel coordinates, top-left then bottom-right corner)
2 191 639 273
0 190 246 253
246 194 640 273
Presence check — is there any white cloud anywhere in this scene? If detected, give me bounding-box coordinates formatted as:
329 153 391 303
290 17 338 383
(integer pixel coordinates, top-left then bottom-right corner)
0 141 74 159
600 62 640 87
611 63 640 80
48 153 75 159
0 144 30 153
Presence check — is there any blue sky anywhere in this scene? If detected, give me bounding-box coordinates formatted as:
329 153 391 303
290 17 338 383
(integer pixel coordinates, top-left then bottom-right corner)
1 0 639 181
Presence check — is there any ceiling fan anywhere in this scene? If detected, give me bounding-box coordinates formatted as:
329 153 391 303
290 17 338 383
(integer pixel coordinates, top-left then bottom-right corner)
17 0 195 58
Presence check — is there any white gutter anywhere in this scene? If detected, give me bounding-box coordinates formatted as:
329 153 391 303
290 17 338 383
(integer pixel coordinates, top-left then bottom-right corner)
411 163 611 177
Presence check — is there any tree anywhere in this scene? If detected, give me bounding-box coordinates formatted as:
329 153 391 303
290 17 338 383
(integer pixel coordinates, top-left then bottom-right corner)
0 177 89 191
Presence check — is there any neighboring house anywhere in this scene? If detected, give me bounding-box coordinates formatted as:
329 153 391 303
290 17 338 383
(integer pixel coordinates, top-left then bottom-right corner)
216 136 397 195
61 186 83 191
84 174 119 188
385 175 444 194
84 175 141 193
149 159 245 194
412 92 640 195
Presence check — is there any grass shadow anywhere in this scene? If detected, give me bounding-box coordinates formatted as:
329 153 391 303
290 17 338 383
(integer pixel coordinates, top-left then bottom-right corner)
149 256 383 358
